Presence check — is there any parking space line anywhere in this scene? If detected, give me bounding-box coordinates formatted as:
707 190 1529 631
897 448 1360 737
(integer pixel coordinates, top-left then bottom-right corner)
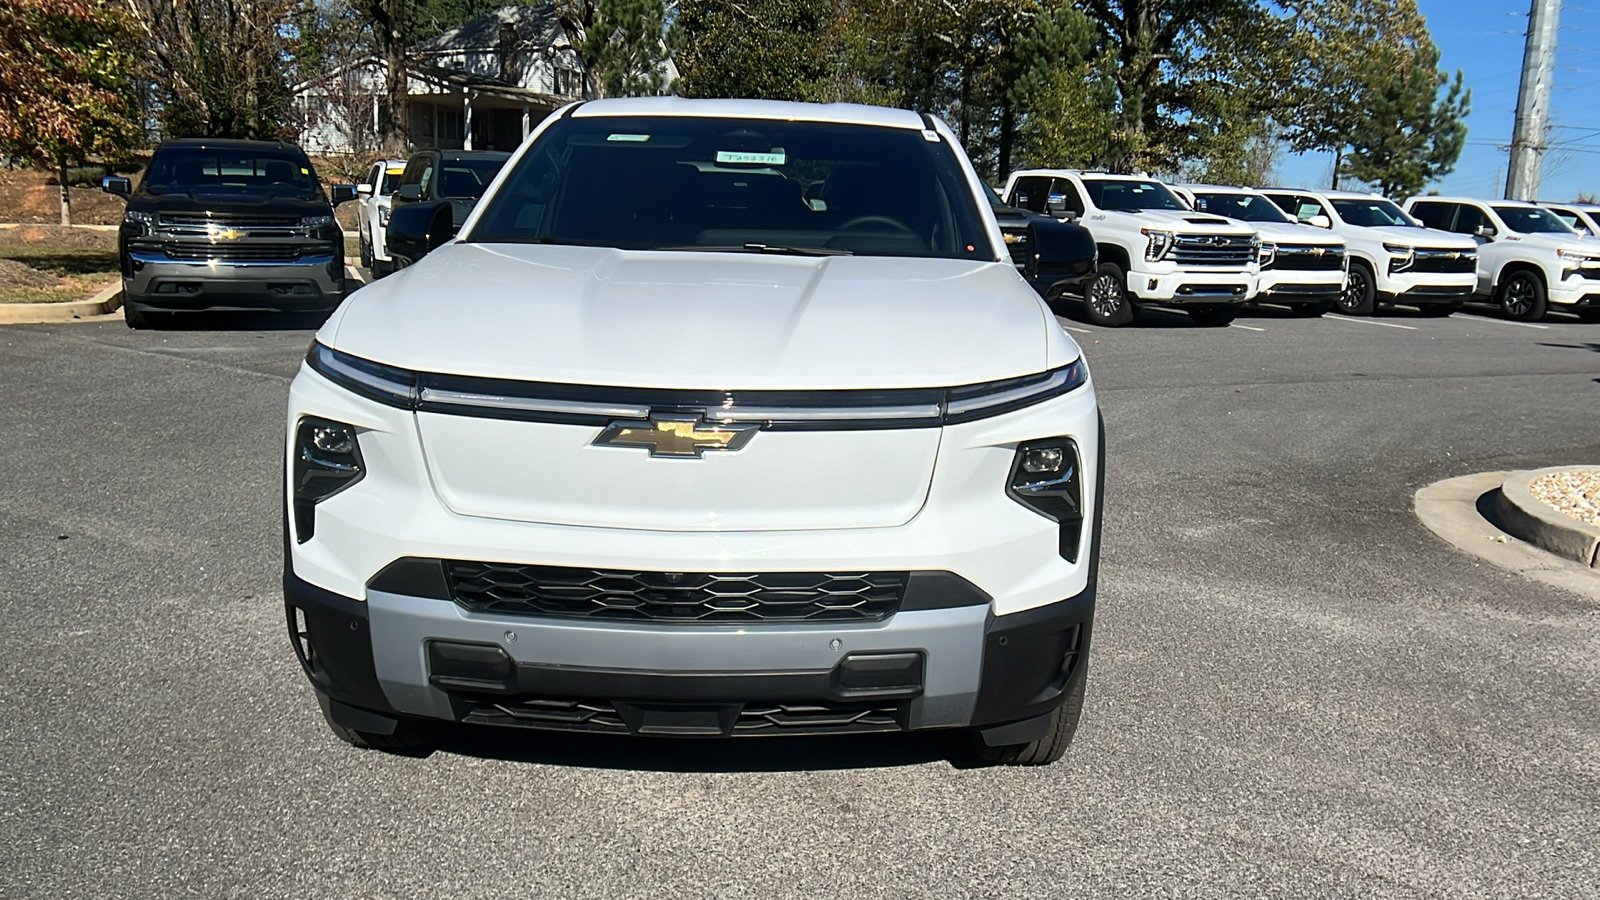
1456 315 1549 330
1325 314 1417 330
1057 323 1093 334
1229 322 1266 332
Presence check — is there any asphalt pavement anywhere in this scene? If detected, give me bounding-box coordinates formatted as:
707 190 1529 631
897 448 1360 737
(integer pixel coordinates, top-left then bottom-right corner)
1 301 1597 898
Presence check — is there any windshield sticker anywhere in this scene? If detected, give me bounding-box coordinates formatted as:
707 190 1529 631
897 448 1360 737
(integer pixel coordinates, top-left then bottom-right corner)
716 150 786 166
607 133 651 142
300 168 310 175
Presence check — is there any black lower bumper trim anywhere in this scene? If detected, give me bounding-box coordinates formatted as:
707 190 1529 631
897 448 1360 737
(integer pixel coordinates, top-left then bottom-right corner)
284 566 399 718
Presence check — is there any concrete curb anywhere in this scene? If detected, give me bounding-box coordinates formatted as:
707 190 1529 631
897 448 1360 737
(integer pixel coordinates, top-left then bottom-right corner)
1414 472 1600 604
1492 467 1600 568
0 280 123 325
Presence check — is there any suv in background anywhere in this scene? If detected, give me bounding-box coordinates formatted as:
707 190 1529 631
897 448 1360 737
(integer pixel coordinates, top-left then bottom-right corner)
355 158 405 277
102 139 355 328
1174 184 1347 317
1405 196 1600 322
1262 189 1476 316
1537 201 1600 239
387 149 511 265
1005 170 1259 327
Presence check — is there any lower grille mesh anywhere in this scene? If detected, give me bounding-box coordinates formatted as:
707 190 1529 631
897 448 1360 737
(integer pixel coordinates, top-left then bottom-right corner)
445 562 907 623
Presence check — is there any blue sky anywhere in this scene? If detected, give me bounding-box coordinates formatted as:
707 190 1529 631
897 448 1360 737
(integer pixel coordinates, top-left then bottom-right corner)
1275 0 1600 200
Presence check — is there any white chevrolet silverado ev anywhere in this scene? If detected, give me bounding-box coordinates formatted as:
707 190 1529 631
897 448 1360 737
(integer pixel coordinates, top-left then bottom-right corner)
1004 169 1260 327
285 98 1104 765
1405 196 1600 322
1261 189 1477 317
1173 185 1347 317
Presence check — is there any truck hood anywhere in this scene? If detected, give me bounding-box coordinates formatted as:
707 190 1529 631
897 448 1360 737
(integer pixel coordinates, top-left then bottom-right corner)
1106 209 1258 235
127 190 331 218
328 242 1061 389
1353 225 1477 249
1499 232 1591 254
1250 221 1342 246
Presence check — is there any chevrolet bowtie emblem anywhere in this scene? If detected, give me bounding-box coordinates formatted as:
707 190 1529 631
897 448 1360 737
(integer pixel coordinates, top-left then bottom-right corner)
210 227 245 240
593 414 760 458
1311 246 1325 256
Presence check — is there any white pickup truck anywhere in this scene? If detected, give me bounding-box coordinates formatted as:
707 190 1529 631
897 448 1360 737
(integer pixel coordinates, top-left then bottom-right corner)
1173 184 1347 317
1261 189 1477 317
1005 170 1259 327
1406 196 1600 322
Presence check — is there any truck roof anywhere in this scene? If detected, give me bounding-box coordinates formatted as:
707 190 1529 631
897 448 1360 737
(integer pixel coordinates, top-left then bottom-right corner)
570 97 928 131
1008 169 1143 181
156 137 302 152
1412 196 1541 209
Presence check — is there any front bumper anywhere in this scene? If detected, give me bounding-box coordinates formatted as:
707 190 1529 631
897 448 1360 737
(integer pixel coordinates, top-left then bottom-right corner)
286 565 1095 736
124 252 345 312
1374 269 1474 303
1548 276 1600 307
1256 268 1343 304
1127 267 1255 304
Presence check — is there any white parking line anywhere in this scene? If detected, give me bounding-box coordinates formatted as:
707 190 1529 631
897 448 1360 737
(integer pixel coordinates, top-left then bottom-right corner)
1456 315 1549 330
1325 314 1417 331
1230 322 1266 332
1057 322 1093 334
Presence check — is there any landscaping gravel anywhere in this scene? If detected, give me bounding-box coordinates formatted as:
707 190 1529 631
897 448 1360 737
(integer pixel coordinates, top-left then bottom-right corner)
1530 468 1600 529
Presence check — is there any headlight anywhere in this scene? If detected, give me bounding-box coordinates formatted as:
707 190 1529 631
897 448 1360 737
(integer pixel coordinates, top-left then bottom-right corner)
1556 248 1600 264
378 206 391 226
1383 242 1415 273
302 214 337 230
1142 229 1175 262
122 210 156 235
1008 438 1084 562
1258 241 1277 268
292 416 364 543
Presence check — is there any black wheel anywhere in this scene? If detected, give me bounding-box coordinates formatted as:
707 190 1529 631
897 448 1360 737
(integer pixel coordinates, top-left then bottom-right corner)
123 305 162 329
316 691 435 753
974 660 1088 766
1289 301 1331 317
1339 261 1377 315
1083 262 1135 327
359 230 373 269
1188 305 1239 327
1417 300 1463 317
1497 271 1547 322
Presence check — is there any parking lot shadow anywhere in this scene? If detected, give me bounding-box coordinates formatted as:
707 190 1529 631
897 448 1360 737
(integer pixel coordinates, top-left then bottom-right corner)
142 310 334 331
429 723 983 772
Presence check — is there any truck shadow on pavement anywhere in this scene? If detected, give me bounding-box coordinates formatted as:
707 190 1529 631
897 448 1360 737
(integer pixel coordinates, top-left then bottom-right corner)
143 310 335 331
427 724 987 772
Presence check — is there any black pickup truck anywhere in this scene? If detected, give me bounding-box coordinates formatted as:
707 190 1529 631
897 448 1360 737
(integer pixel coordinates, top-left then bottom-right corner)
102 139 356 328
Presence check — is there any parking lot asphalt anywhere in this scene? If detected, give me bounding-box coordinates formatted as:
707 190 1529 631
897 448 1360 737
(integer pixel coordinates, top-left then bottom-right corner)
2 301 1598 898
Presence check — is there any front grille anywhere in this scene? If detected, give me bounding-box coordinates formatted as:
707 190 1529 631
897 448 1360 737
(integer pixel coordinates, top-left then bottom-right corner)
446 562 908 623
1409 249 1476 274
1169 234 1255 266
1268 245 1344 271
162 241 305 261
158 214 301 228
461 697 905 736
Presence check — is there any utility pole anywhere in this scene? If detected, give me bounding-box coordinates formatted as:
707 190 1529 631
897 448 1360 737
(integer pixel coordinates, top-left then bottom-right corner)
1506 0 1560 200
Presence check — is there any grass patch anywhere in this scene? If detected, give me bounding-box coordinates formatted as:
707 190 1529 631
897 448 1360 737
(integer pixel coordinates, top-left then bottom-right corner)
0 272 118 304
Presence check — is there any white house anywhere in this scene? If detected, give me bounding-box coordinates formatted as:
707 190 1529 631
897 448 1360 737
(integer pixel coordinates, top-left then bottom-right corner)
295 2 673 155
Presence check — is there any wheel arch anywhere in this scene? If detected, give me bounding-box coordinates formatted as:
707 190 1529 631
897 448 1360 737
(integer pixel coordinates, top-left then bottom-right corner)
1095 243 1131 271
1495 260 1546 292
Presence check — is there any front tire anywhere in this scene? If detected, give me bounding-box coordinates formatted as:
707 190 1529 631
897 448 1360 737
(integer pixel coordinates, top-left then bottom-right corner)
1188 305 1239 327
975 660 1088 766
1497 270 1547 322
359 230 374 269
1340 261 1377 315
123 305 162 329
1083 263 1135 327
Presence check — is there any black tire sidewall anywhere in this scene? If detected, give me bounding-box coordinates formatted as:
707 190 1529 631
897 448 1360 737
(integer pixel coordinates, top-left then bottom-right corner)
1084 262 1134 327
1341 261 1377 315
1499 271 1547 321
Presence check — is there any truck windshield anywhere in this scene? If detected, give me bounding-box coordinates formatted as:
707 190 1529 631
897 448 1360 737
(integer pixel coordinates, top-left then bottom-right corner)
467 116 993 260
437 159 507 199
1080 178 1187 211
1189 192 1294 223
143 147 321 198
1328 199 1415 228
1492 206 1575 235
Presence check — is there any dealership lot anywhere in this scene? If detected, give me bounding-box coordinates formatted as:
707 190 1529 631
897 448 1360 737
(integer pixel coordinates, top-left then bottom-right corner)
1 308 1597 898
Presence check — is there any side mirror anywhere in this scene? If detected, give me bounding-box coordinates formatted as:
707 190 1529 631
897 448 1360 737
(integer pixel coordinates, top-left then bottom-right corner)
1046 194 1069 216
396 184 422 202
1307 214 1332 229
329 183 358 205
386 200 454 264
101 175 132 197
1025 216 1097 298
1474 225 1496 241
356 183 374 196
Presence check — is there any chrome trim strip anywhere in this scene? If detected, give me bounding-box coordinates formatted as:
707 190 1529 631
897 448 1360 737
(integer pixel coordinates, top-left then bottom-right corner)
419 387 650 419
713 404 943 422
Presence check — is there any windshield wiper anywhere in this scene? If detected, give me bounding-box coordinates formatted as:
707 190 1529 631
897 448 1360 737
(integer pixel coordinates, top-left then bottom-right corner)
655 243 853 257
